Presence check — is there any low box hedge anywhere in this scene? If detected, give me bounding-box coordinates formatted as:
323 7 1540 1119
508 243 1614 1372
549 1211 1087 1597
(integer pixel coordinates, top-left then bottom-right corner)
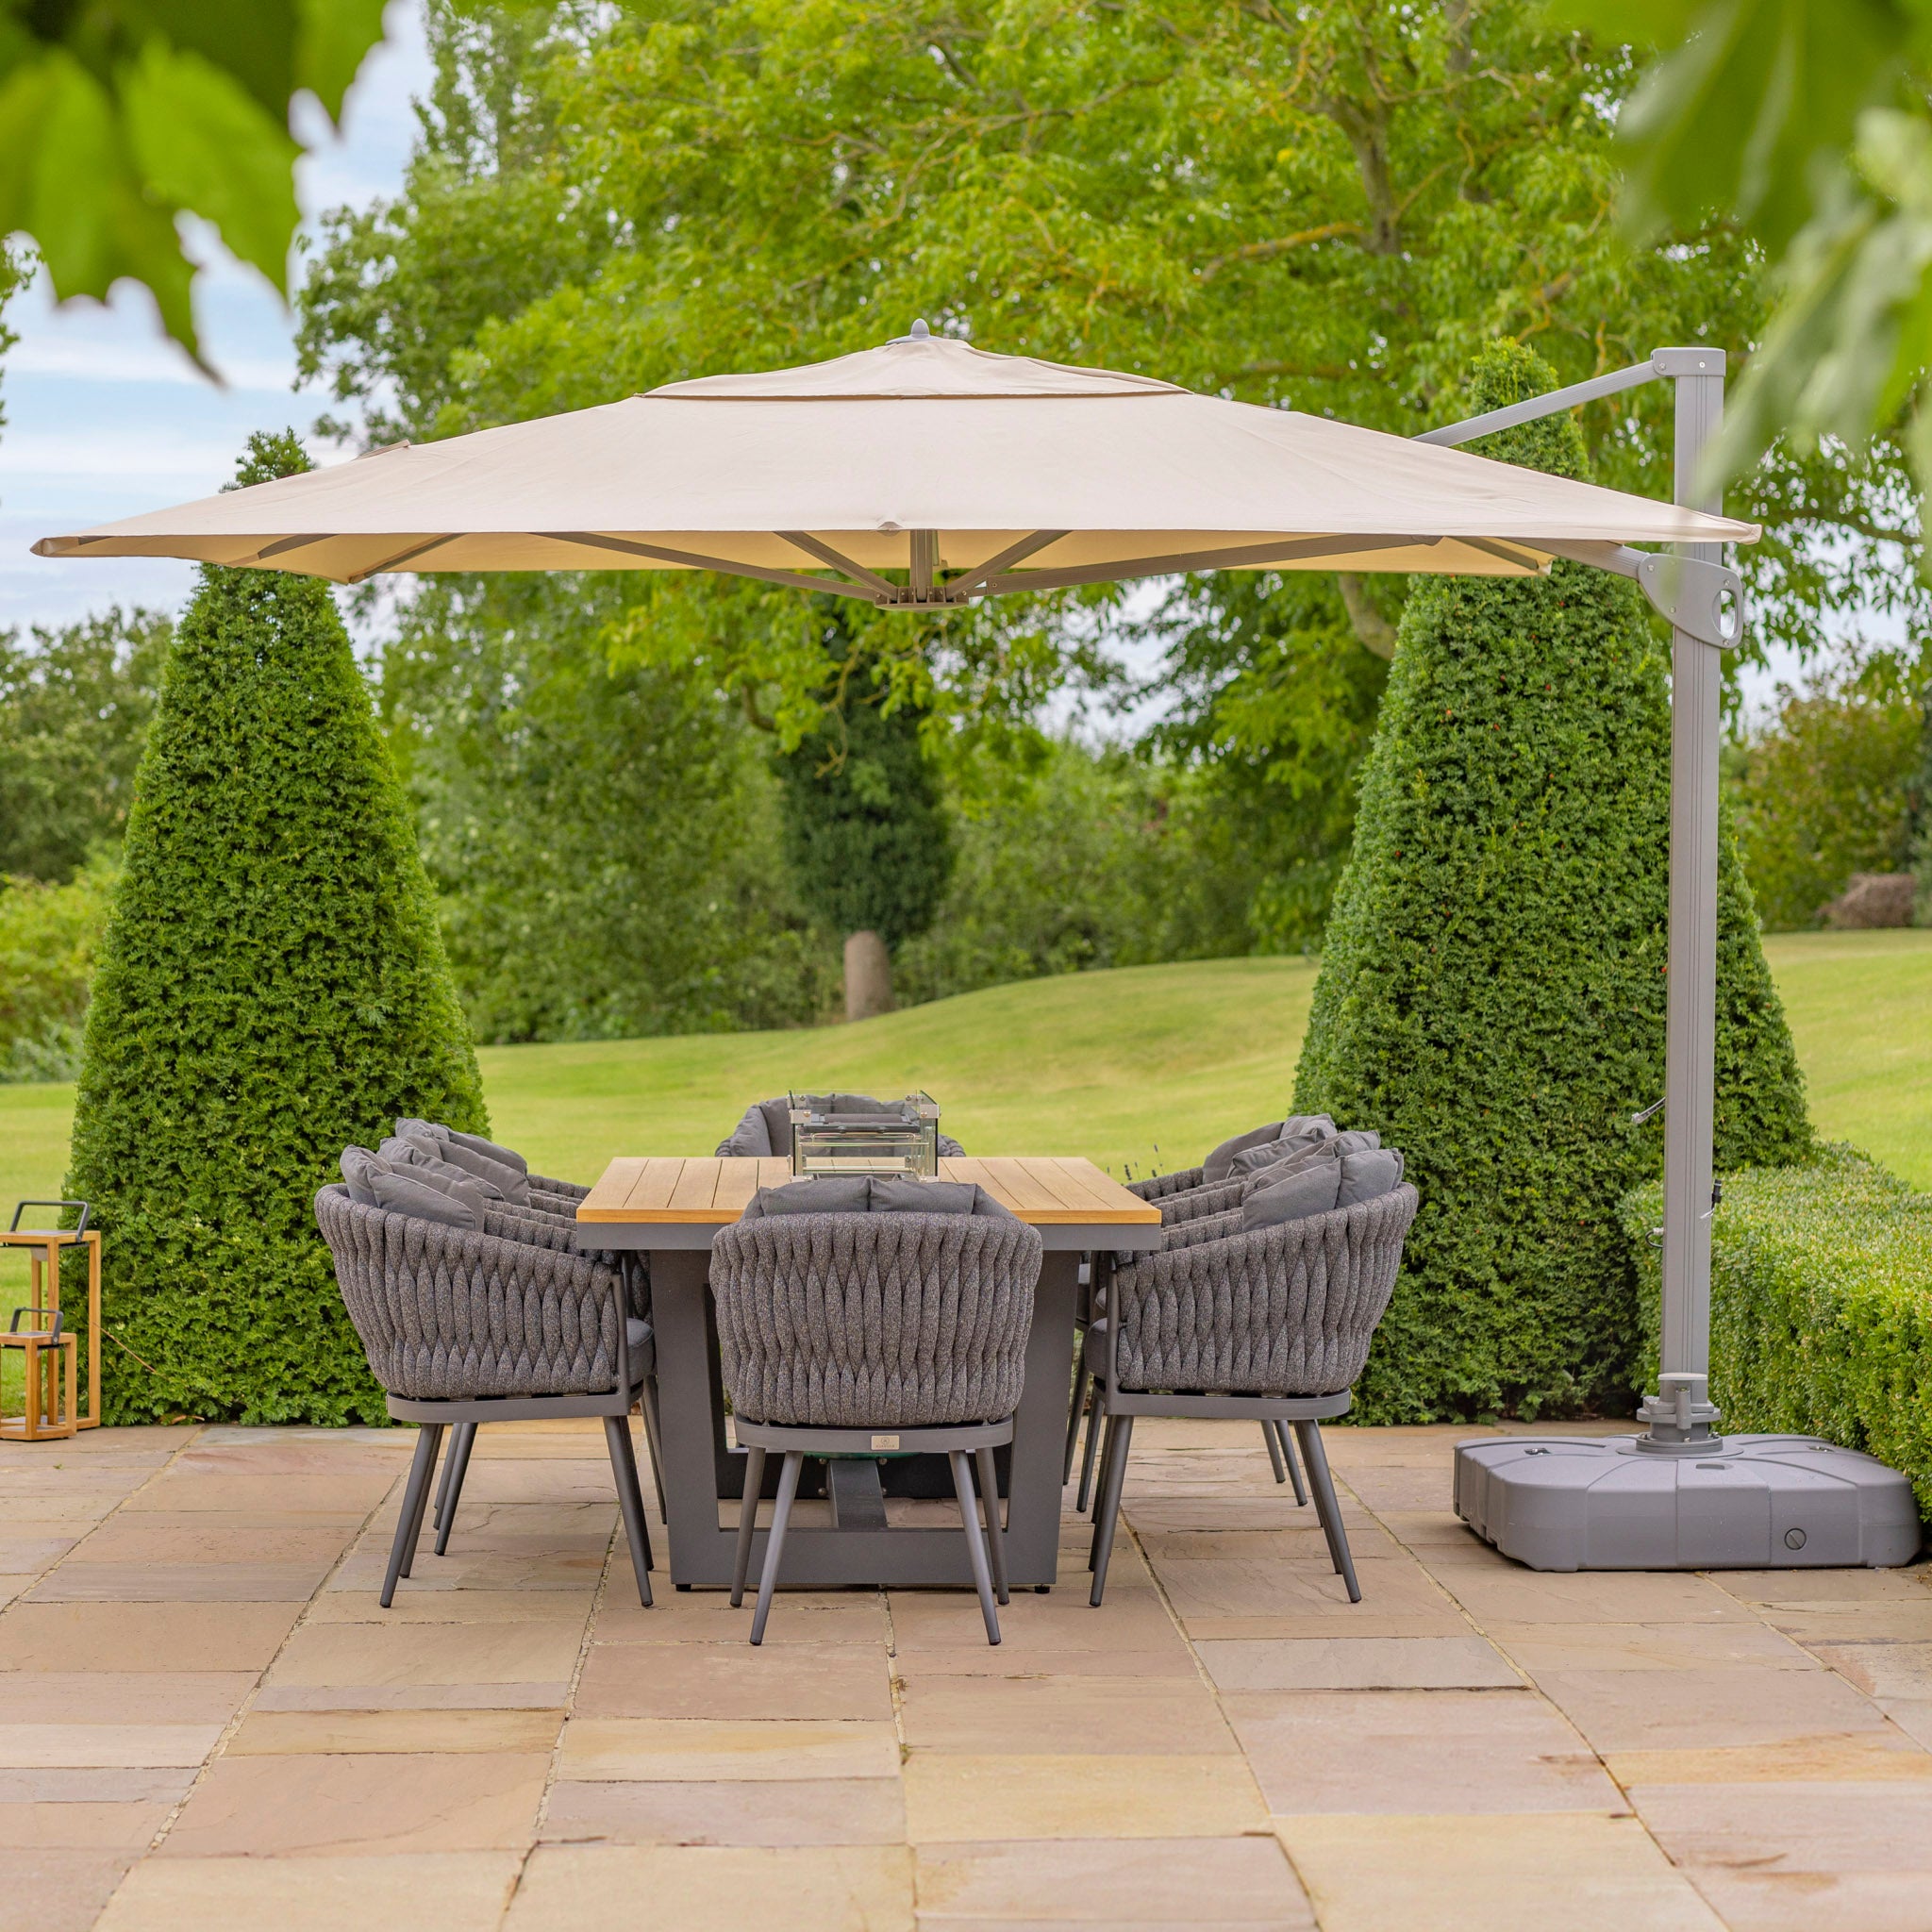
1624 1147 1932 1515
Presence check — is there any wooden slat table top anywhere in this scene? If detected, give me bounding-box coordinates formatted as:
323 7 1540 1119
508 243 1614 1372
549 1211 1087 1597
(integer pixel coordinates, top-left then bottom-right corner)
576 1155 1158 1226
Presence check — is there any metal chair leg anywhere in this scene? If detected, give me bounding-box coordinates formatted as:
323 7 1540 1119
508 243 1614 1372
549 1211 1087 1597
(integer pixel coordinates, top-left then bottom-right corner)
383 1423 442 1607
750 1451 803 1645
1294 1419 1360 1603
1261 1418 1288 1484
731 1444 767 1607
1088 1414 1135 1607
639 1381 670 1520
604 1414 654 1607
1276 1420 1309 1507
950 1450 1002 1645
1087 1411 1121 1571
432 1420 472 1531
1076 1380 1106 1512
974 1443 1009 1606
1063 1360 1091 1485
433 1422 477 1555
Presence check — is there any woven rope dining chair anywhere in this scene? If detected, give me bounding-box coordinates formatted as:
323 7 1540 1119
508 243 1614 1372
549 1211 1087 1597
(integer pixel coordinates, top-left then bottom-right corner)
709 1181 1041 1644
1084 1183 1419 1607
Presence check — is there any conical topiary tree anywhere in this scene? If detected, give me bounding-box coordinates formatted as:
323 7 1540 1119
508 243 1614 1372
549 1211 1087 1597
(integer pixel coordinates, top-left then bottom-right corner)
1292 343 1811 1423
67 431 488 1424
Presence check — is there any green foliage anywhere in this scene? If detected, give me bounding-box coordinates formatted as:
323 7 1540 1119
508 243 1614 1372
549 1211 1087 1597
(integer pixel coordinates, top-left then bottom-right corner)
1625 1148 1932 1516
894 741 1263 1006
1554 0 1932 519
0 609 167 882
66 430 486 1425
1292 343 1813 1424
0 0 387 363
384 574 836 1041
1731 647 1926 928
0 860 112 1083
772 624 954 949
1146 572 1391 951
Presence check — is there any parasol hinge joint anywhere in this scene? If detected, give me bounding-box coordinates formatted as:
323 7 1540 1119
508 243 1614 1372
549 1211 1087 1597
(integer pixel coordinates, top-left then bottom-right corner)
1636 553 1743 650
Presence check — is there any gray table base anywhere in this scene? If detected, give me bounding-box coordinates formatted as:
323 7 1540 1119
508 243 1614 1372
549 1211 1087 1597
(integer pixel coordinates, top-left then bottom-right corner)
637 1245 1085 1590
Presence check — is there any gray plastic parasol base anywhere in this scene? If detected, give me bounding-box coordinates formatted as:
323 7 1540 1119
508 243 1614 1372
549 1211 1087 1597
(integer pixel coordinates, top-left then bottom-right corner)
1453 1433 1922 1573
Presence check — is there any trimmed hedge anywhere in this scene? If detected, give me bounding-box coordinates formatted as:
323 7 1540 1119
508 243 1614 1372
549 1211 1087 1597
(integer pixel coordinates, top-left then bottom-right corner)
66 432 488 1424
1624 1149 1932 1516
1292 342 1812 1423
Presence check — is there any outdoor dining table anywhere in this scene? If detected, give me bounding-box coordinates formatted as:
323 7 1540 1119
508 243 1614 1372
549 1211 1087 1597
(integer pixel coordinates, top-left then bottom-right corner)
575 1155 1162 1591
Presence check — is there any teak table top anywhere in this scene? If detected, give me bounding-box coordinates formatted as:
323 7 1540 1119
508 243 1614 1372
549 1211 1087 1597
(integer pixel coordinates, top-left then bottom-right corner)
577 1155 1159 1227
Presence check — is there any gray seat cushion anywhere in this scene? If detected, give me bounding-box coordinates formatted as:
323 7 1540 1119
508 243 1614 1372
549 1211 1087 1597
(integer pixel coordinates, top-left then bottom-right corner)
1241 1145 1405 1230
717 1092 967 1159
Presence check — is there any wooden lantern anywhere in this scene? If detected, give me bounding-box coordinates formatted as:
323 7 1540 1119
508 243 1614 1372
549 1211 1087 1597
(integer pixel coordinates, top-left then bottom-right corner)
0 1307 77 1442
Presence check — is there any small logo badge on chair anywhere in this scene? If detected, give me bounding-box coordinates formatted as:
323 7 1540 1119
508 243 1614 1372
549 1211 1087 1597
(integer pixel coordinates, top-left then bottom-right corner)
871 1433 900 1451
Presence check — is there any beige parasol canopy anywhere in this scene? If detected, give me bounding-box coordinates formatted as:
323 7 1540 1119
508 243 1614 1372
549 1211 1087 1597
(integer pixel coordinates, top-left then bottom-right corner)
34 325 1755 609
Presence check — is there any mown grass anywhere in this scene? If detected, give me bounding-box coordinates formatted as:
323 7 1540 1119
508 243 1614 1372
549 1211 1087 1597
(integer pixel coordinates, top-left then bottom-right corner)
0 934 1926 1224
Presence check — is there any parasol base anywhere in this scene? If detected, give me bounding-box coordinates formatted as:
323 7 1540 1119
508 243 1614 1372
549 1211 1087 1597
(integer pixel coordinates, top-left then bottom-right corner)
1453 1433 1921 1572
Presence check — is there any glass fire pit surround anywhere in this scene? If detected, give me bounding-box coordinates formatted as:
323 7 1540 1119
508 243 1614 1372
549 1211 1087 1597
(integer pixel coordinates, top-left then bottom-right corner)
789 1091 941 1175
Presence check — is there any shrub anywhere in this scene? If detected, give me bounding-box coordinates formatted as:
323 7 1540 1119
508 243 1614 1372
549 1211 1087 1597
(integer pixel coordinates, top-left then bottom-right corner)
66 431 488 1425
1624 1150 1932 1516
0 861 114 1082
1293 342 1813 1424
1729 646 1924 930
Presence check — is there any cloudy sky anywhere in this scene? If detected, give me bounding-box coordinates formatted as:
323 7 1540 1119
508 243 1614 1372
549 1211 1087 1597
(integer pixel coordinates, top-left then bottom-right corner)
0 1 433 638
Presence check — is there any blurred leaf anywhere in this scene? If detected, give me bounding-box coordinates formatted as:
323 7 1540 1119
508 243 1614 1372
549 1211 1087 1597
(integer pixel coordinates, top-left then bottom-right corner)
0 0 388 366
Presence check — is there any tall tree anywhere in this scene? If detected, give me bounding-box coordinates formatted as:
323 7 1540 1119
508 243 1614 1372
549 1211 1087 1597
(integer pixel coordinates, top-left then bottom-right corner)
772 617 955 1019
67 431 486 1424
1293 345 1811 1423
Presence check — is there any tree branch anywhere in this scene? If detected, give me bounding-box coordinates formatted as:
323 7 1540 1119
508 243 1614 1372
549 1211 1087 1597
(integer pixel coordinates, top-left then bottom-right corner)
1337 574 1397 659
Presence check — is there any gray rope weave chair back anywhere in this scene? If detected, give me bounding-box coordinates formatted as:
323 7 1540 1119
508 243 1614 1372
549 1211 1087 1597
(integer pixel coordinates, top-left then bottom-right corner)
315 1184 634 1403
710 1212 1042 1427
1109 1184 1418 1395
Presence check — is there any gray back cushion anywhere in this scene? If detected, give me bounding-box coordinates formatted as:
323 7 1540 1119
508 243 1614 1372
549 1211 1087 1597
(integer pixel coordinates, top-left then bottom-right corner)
741 1174 1010 1221
1228 1130 1334 1179
1337 1147 1405 1205
398 1118 531 1177
1331 1128 1382 1156
1241 1159 1343 1230
369 1166 485 1229
1201 1120 1285 1184
340 1146 387 1206
380 1135 508 1201
418 1136 531 1206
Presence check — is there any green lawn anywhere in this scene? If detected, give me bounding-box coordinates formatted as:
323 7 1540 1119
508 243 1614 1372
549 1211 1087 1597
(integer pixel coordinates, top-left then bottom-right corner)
1 932 1926 1212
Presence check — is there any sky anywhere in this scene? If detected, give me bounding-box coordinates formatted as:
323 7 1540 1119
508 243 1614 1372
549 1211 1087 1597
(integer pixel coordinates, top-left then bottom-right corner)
0 0 433 638
0 8 1812 720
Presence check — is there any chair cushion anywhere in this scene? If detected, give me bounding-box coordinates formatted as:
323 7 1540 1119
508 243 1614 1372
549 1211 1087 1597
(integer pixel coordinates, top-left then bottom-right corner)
415 1135 532 1206
380 1135 508 1202
370 1167 486 1229
1227 1128 1341 1179
1337 1147 1406 1205
1201 1120 1286 1185
397 1117 532 1177
340 1146 387 1206
740 1174 1013 1221
1241 1158 1343 1229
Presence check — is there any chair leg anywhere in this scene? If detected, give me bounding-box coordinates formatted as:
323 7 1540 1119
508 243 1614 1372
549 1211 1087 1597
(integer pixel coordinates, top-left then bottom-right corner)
750 1451 803 1646
1088 1414 1135 1608
604 1415 655 1607
639 1381 670 1520
974 1443 1009 1606
950 1450 1002 1645
1063 1360 1091 1485
1075 1381 1106 1512
1087 1411 1121 1571
433 1422 477 1556
383 1423 443 1607
731 1444 768 1608
1261 1418 1288 1484
1294 1419 1360 1603
1276 1420 1309 1507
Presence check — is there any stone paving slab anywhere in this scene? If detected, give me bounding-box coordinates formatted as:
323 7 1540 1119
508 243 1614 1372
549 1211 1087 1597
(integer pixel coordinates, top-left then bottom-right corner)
0 1417 1924 1929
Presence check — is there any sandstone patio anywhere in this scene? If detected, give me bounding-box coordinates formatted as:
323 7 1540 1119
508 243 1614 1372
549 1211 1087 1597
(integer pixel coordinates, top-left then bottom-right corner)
4 1418 1929 1932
